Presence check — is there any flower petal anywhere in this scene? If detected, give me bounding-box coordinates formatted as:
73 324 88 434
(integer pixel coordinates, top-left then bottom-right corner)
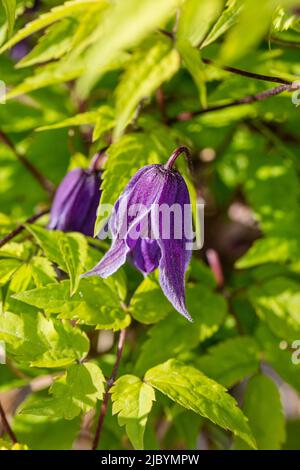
49 169 101 236
48 168 84 230
156 170 193 320
158 239 192 321
82 238 129 278
108 165 165 238
131 238 161 274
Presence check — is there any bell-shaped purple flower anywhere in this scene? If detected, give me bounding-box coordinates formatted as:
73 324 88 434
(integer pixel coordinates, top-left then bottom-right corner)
83 147 193 321
49 167 102 237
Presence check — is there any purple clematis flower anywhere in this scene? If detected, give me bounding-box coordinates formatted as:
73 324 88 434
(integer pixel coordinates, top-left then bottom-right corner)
48 167 102 237
83 147 193 321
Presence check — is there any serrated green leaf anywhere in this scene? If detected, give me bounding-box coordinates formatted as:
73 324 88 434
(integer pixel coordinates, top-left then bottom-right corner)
76 0 183 96
37 110 99 132
145 359 256 449
14 278 130 331
25 224 88 295
30 256 57 287
0 241 29 260
114 39 180 139
17 18 77 68
197 336 261 388
0 311 89 367
9 262 33 293
134 285 227 374
0 0 104 53
111 375 155 450
92 105 116 142
236 237 300 269
6 58 83 100
249 277 300 342
234 374 285 450
0 257 21 286
201 0 241 48
21 362 105 419
177 0 223 47
1 0 16 38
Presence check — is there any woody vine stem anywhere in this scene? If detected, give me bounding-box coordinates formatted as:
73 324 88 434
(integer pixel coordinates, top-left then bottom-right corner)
0 401 17 444
92 329 127 450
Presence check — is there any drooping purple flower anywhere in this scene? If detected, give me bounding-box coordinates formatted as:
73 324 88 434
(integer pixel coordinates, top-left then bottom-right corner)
48 167 102 237
83 147 193 321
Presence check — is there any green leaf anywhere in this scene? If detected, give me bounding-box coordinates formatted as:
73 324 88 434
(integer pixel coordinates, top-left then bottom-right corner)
1 0 16 38
234 374 285 450
172 409 203 450
36 110 99 132
0 258 21 286
129 274 171 324
197 336 261 388
0 0 105 53
256 324 300 394
0 255 56 290
177 0 223 47
30 256 57 287
8 263 33 293
177 39 207 108
21 362 105 419
186 285 227 341
76 0 182 96
0 311 89 367
13 412 80 450
92 105 116 142
220 0 275 63
134 285 227 375
14 278 130 331
134 313 202 376
111 375 155 450
114 39 180 139
236 237 300 269
244 154 299 235
189 258 216 288
17 18 77 68
25 224 88 295
201 0 242 48
145 359 256 448
6 60 83 100
249 277 300 342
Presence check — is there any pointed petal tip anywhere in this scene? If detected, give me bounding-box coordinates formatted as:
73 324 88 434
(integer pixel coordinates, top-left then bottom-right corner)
179 309 194 323
80 269 108 279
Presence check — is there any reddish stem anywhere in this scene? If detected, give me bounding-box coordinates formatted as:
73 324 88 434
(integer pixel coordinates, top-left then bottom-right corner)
206 249 224 289
165 146 190 170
